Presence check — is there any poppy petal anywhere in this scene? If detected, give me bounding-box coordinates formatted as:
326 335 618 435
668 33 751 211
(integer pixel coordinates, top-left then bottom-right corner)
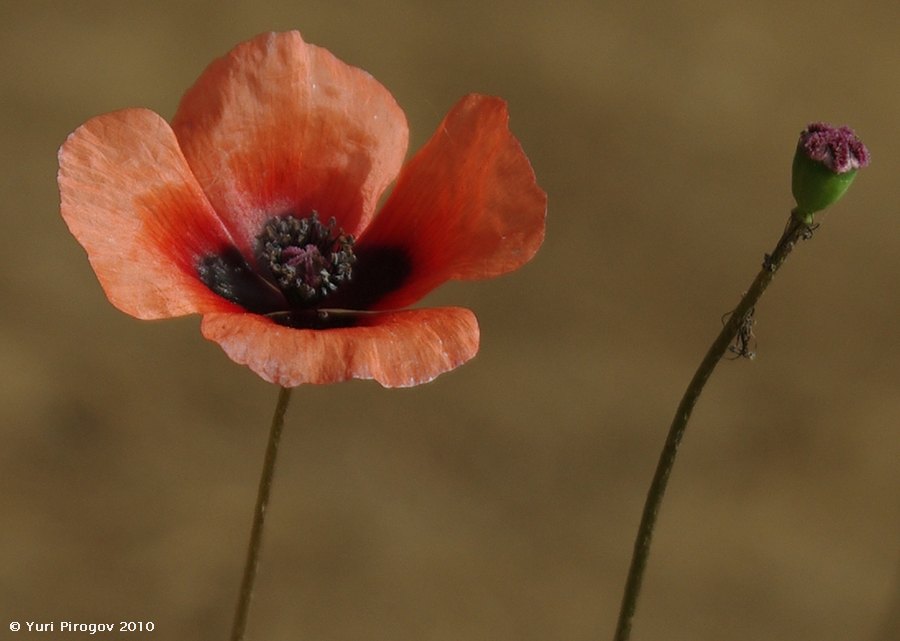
200 307 479 387
58 108 240 319
353 94 547 310
171 31 409 251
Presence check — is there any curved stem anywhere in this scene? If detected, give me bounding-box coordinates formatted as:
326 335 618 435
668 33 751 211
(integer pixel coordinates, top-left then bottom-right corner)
230 386 293 641
613 213 812 641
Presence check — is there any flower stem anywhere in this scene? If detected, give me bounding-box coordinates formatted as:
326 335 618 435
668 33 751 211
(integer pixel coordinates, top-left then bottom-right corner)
613 212 813 641
230 386 293 641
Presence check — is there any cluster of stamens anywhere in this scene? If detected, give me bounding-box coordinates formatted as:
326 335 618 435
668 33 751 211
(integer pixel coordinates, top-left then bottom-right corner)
256 213 356 304
196 212 357 316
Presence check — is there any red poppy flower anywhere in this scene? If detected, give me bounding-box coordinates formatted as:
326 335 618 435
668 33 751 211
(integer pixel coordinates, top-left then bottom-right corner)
58 31 546 387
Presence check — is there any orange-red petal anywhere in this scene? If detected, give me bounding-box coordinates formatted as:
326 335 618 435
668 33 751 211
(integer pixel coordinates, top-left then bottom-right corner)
200 307 479 387
355 94 547 310
171 31 409 253
58 108 240 319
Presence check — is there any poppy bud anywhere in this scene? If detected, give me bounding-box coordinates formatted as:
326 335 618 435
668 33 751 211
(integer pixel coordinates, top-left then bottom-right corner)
791 122 869 222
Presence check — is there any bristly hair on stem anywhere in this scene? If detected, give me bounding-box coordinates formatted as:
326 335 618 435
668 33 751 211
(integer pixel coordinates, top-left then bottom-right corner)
612 214 814 641
231 386 293 641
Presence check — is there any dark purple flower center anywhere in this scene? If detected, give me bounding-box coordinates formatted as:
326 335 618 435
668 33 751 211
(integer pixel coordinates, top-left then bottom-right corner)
197 212 355 315
196 212 413 329
256 214 355 304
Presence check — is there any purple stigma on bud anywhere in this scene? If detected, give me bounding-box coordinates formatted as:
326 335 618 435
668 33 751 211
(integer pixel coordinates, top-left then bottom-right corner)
800 122 870 174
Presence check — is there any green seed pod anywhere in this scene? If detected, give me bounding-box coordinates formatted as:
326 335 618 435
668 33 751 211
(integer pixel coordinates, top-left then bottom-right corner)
791 122 869 219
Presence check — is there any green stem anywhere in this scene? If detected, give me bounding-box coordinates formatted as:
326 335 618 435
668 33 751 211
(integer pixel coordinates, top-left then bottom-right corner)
230 386 293 641
613 213 812 641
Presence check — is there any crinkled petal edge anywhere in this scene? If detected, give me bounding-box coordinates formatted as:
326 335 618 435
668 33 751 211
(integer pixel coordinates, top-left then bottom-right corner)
200 307 480 387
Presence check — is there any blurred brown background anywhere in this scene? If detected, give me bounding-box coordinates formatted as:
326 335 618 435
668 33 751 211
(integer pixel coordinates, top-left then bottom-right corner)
1 1 898 639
